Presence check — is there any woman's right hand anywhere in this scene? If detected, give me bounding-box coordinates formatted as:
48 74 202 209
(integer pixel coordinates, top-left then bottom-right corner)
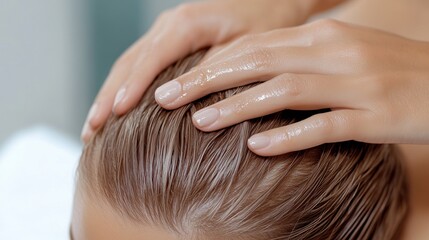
81 0 336 142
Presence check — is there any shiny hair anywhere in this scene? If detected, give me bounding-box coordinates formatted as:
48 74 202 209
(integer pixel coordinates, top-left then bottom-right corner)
78 51 408 240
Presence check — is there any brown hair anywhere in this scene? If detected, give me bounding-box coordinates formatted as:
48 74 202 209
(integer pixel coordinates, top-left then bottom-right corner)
79 51 408 240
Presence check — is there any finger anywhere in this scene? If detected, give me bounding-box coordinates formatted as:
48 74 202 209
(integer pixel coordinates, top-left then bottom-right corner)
191 74 356 131
81 121 94 143
81 40 144 142
81 61 133 142
113 6 231 115
200 27 315 65
200 19 346 66
199 42 232 64
155 46 327 109
247 109 364 156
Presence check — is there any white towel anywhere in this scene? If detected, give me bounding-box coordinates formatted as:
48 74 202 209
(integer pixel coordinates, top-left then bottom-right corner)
0 126 81 240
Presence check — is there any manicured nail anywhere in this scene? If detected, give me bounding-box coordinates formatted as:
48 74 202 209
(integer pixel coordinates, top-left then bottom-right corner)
193 108 219 127
86 103 98 124
248 135 271 150
155 80 182 105
81 122 92 142
114 87 126 109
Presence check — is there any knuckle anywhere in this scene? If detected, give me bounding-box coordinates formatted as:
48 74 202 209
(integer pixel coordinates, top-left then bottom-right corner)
315 112 350 137
247 47 274 70
172 3 196 23
318 19 343 29
274 74 304 98
333 40 374 71
234 34 258 49
315 114 335 135
312 19 345 36
170 4 201 43
348 41 372 62
193 67 213 94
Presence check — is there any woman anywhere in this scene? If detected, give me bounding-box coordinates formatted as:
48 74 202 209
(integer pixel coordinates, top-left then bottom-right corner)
80 0 429 238
71 51 407 239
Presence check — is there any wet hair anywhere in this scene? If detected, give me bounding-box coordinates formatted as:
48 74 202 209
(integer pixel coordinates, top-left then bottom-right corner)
78 51 408 240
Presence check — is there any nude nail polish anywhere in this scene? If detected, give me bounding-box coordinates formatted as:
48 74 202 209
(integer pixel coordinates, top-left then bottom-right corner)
155 80 182 105
87 103 98 124
193 108 219 128
81 122 92 142
114 87 126 108
248 135 271 150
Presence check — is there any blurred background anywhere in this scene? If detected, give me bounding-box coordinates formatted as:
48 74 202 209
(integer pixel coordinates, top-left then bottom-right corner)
0 0 190 145
0 0 188 239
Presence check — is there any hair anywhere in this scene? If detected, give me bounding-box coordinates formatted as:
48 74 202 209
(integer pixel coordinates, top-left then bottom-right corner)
78 51 408 240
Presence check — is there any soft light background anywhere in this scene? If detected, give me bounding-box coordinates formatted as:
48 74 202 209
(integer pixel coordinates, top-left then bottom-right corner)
0 0 189 144
0 0 186 239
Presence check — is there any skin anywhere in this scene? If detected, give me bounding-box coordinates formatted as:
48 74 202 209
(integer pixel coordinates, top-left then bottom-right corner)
70 152 429 240
155 20 429 156
70 184 177 240
70 153 429 240
69 148 429 240
399 145 429 240
81 0 429 158
80 0 347 144
331 1 429 238
73 1 429 239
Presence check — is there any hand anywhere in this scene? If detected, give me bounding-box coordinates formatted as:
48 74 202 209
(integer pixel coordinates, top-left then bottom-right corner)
154 19 429 156
81 0 323 142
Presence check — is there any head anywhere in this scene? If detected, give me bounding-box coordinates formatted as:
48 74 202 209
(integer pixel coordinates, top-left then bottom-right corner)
71 51 408 240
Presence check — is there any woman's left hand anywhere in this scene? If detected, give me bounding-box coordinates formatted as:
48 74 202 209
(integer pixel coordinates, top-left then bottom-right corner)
154 19 429 156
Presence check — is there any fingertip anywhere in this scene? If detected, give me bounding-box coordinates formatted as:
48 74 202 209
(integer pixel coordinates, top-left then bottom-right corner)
112 102 128 116
112 87 127 115
154 80 182 107
247 134 276 156
154 97 179 110
81 122 94 144
247 131 301 156
88 117 101 130
192 107 220 129
86 103 103 129
248 147 279 157
81 103 100 142
113 91 140 116
248 134 271 149
191 120 215 133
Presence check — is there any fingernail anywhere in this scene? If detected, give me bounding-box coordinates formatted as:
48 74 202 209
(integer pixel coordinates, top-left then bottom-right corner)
114 87 126 108
87 103 98 124
248 134 271 150
81 122 92 142
193 108 219 127
155 80 182 105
